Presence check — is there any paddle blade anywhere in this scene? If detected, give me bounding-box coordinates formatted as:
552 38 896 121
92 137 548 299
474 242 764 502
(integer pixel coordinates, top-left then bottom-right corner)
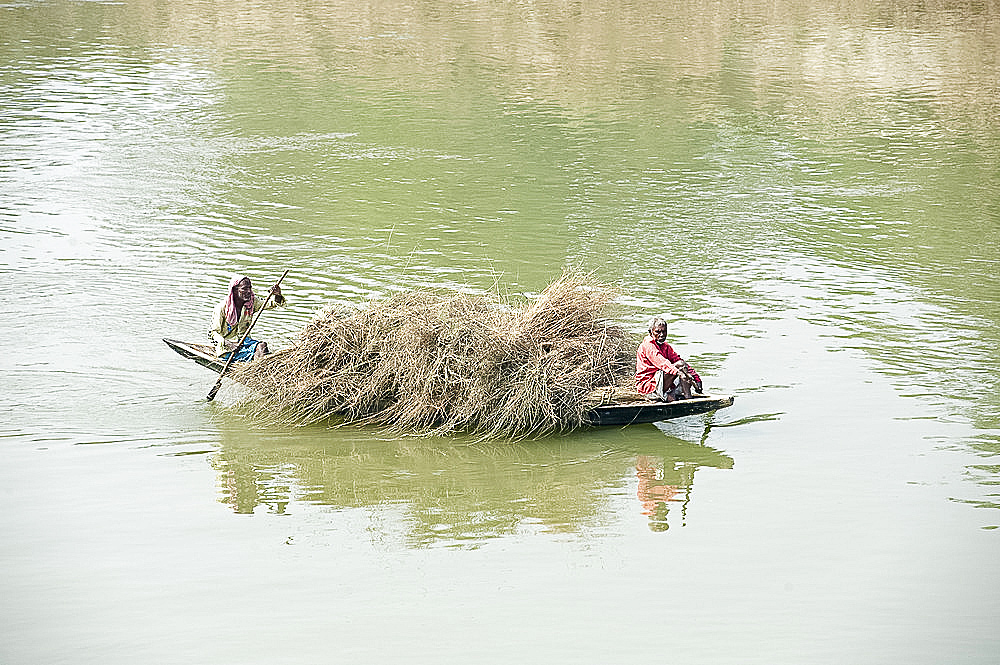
207 379 223 401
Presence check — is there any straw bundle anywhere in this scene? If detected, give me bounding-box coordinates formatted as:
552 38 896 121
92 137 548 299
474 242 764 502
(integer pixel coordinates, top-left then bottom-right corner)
234 273 634 438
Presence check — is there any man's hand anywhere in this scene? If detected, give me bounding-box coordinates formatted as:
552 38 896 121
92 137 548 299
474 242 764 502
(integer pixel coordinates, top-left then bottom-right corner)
269 283 285 305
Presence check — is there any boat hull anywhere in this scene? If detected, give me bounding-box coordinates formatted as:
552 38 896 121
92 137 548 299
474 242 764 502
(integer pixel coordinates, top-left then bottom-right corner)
163 338 734 426
164 338 226 373
583 395 735 426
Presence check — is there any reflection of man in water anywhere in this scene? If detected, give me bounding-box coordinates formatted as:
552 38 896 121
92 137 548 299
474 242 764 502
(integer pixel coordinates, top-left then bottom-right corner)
636 455 691 532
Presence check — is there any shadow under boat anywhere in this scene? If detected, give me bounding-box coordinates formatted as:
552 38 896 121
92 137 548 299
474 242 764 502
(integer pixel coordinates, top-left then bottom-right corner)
208 415 735 539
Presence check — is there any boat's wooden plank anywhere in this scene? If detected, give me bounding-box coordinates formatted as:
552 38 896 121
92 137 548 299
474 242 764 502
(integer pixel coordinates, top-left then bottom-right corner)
163 338 225 373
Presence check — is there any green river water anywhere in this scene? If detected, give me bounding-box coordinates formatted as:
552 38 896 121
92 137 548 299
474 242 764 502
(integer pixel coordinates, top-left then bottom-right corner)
2 0 999 662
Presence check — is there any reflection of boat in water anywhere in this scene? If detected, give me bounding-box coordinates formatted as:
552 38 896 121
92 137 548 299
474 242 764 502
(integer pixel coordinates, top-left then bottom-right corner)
163 338 735 426
209 421 735 543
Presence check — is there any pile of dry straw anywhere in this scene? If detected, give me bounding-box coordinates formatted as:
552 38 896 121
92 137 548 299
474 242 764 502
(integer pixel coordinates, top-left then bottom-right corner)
235 273 636 438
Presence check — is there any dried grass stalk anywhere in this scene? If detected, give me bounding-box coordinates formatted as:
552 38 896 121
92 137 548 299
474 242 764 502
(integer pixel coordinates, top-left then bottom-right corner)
234 273 634 438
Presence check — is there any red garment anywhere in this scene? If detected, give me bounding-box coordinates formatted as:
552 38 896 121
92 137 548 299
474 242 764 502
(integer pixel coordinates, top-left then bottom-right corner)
635 336 701 394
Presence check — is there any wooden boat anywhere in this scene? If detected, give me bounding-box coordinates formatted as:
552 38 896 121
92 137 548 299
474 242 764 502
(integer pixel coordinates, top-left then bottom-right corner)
163 338 734 426
583 390 735 426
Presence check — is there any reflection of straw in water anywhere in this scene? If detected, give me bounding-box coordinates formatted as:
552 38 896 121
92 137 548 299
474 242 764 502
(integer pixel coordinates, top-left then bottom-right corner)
234 273 634 438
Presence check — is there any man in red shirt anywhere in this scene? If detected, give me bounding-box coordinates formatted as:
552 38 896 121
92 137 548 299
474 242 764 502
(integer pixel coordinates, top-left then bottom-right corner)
635 317 702 401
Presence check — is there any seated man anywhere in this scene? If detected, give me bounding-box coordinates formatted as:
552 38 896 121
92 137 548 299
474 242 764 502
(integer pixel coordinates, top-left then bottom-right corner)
209 273 286 362
635 317 703 402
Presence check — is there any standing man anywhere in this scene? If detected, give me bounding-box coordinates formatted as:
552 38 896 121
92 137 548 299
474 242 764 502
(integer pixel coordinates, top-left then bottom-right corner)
635 317 702 401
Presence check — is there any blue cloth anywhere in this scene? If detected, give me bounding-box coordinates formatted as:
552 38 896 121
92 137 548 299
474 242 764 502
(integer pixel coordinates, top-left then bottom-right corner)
221 337 261 362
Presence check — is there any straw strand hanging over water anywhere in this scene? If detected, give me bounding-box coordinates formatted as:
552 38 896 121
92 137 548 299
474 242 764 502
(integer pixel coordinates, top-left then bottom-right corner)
234 273 634 438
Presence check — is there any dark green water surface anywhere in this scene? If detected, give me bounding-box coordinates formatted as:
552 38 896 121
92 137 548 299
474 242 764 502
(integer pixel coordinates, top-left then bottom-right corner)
2 1 998 662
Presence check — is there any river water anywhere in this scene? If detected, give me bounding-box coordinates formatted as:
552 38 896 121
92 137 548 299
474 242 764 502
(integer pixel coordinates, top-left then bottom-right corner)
2 0 998 662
